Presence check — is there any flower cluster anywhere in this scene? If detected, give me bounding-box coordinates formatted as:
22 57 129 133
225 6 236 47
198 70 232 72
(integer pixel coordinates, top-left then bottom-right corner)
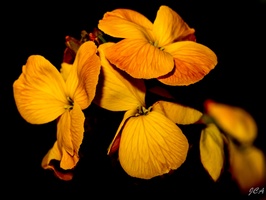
13 5 265 193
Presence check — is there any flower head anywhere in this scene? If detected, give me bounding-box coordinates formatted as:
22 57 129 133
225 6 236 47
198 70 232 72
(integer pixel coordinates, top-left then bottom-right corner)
203 99 257 145
228 140 266 193
13 41 101 180
201 100 266 192
98 5 217 86
94 42 202 179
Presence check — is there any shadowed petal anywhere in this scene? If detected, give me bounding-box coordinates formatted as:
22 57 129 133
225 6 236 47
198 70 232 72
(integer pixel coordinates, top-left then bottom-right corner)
200 123 224 181
94 43 146 111
57 103 85 169
98 8 153 39
158 41 217 86
148 86 175 99
119 111 188 179
107 109 137 155
152 100 202 124
41 141 74 181
153 5 195 46
104 39 174 79
13 55 68 124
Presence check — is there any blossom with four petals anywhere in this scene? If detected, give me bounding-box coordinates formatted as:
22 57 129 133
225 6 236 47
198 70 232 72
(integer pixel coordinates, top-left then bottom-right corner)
94 43 203 179
98 5 217 86
13 41 101 180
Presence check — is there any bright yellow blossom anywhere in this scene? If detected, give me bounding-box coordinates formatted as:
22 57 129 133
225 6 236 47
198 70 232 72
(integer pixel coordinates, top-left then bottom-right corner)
204 99 257 145
13 41 101 180
98 5 217 86
228 140 266 193
202 100 266 193
94 43 203 179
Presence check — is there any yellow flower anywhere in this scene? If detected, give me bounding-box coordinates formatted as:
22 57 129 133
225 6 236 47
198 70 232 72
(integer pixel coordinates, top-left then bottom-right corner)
228 140 266 194
98 5 217 86
202 99 266 193
203 99 257 145
94 43 202 179
13 41 101 180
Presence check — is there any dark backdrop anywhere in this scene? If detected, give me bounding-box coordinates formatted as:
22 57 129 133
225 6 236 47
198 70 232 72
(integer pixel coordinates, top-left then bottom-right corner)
2 0 266 199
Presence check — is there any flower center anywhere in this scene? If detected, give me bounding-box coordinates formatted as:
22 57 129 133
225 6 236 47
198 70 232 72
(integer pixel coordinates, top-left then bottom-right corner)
149 40 165 50
64 96 74 110
135 106 152 116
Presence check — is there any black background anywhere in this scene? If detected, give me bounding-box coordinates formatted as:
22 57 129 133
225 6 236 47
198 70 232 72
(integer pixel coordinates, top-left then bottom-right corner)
2 0 266 199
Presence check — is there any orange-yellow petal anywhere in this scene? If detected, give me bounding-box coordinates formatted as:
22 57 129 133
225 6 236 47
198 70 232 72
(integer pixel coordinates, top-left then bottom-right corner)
158 41 217 86
98 8 153 39
57 103 84 169
69 103 85 156
152 100 202 124
60 62 73 81
200 123 224 181
13 55 68 124
61 147 79 170
75 41 101 106
94 42 146 111
104 39 174 79
153 5 195 46
41 141 74 181
119 111 189 179
229 142 266 193
205 100 257 144
107 108 137 155
66 41 101 109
